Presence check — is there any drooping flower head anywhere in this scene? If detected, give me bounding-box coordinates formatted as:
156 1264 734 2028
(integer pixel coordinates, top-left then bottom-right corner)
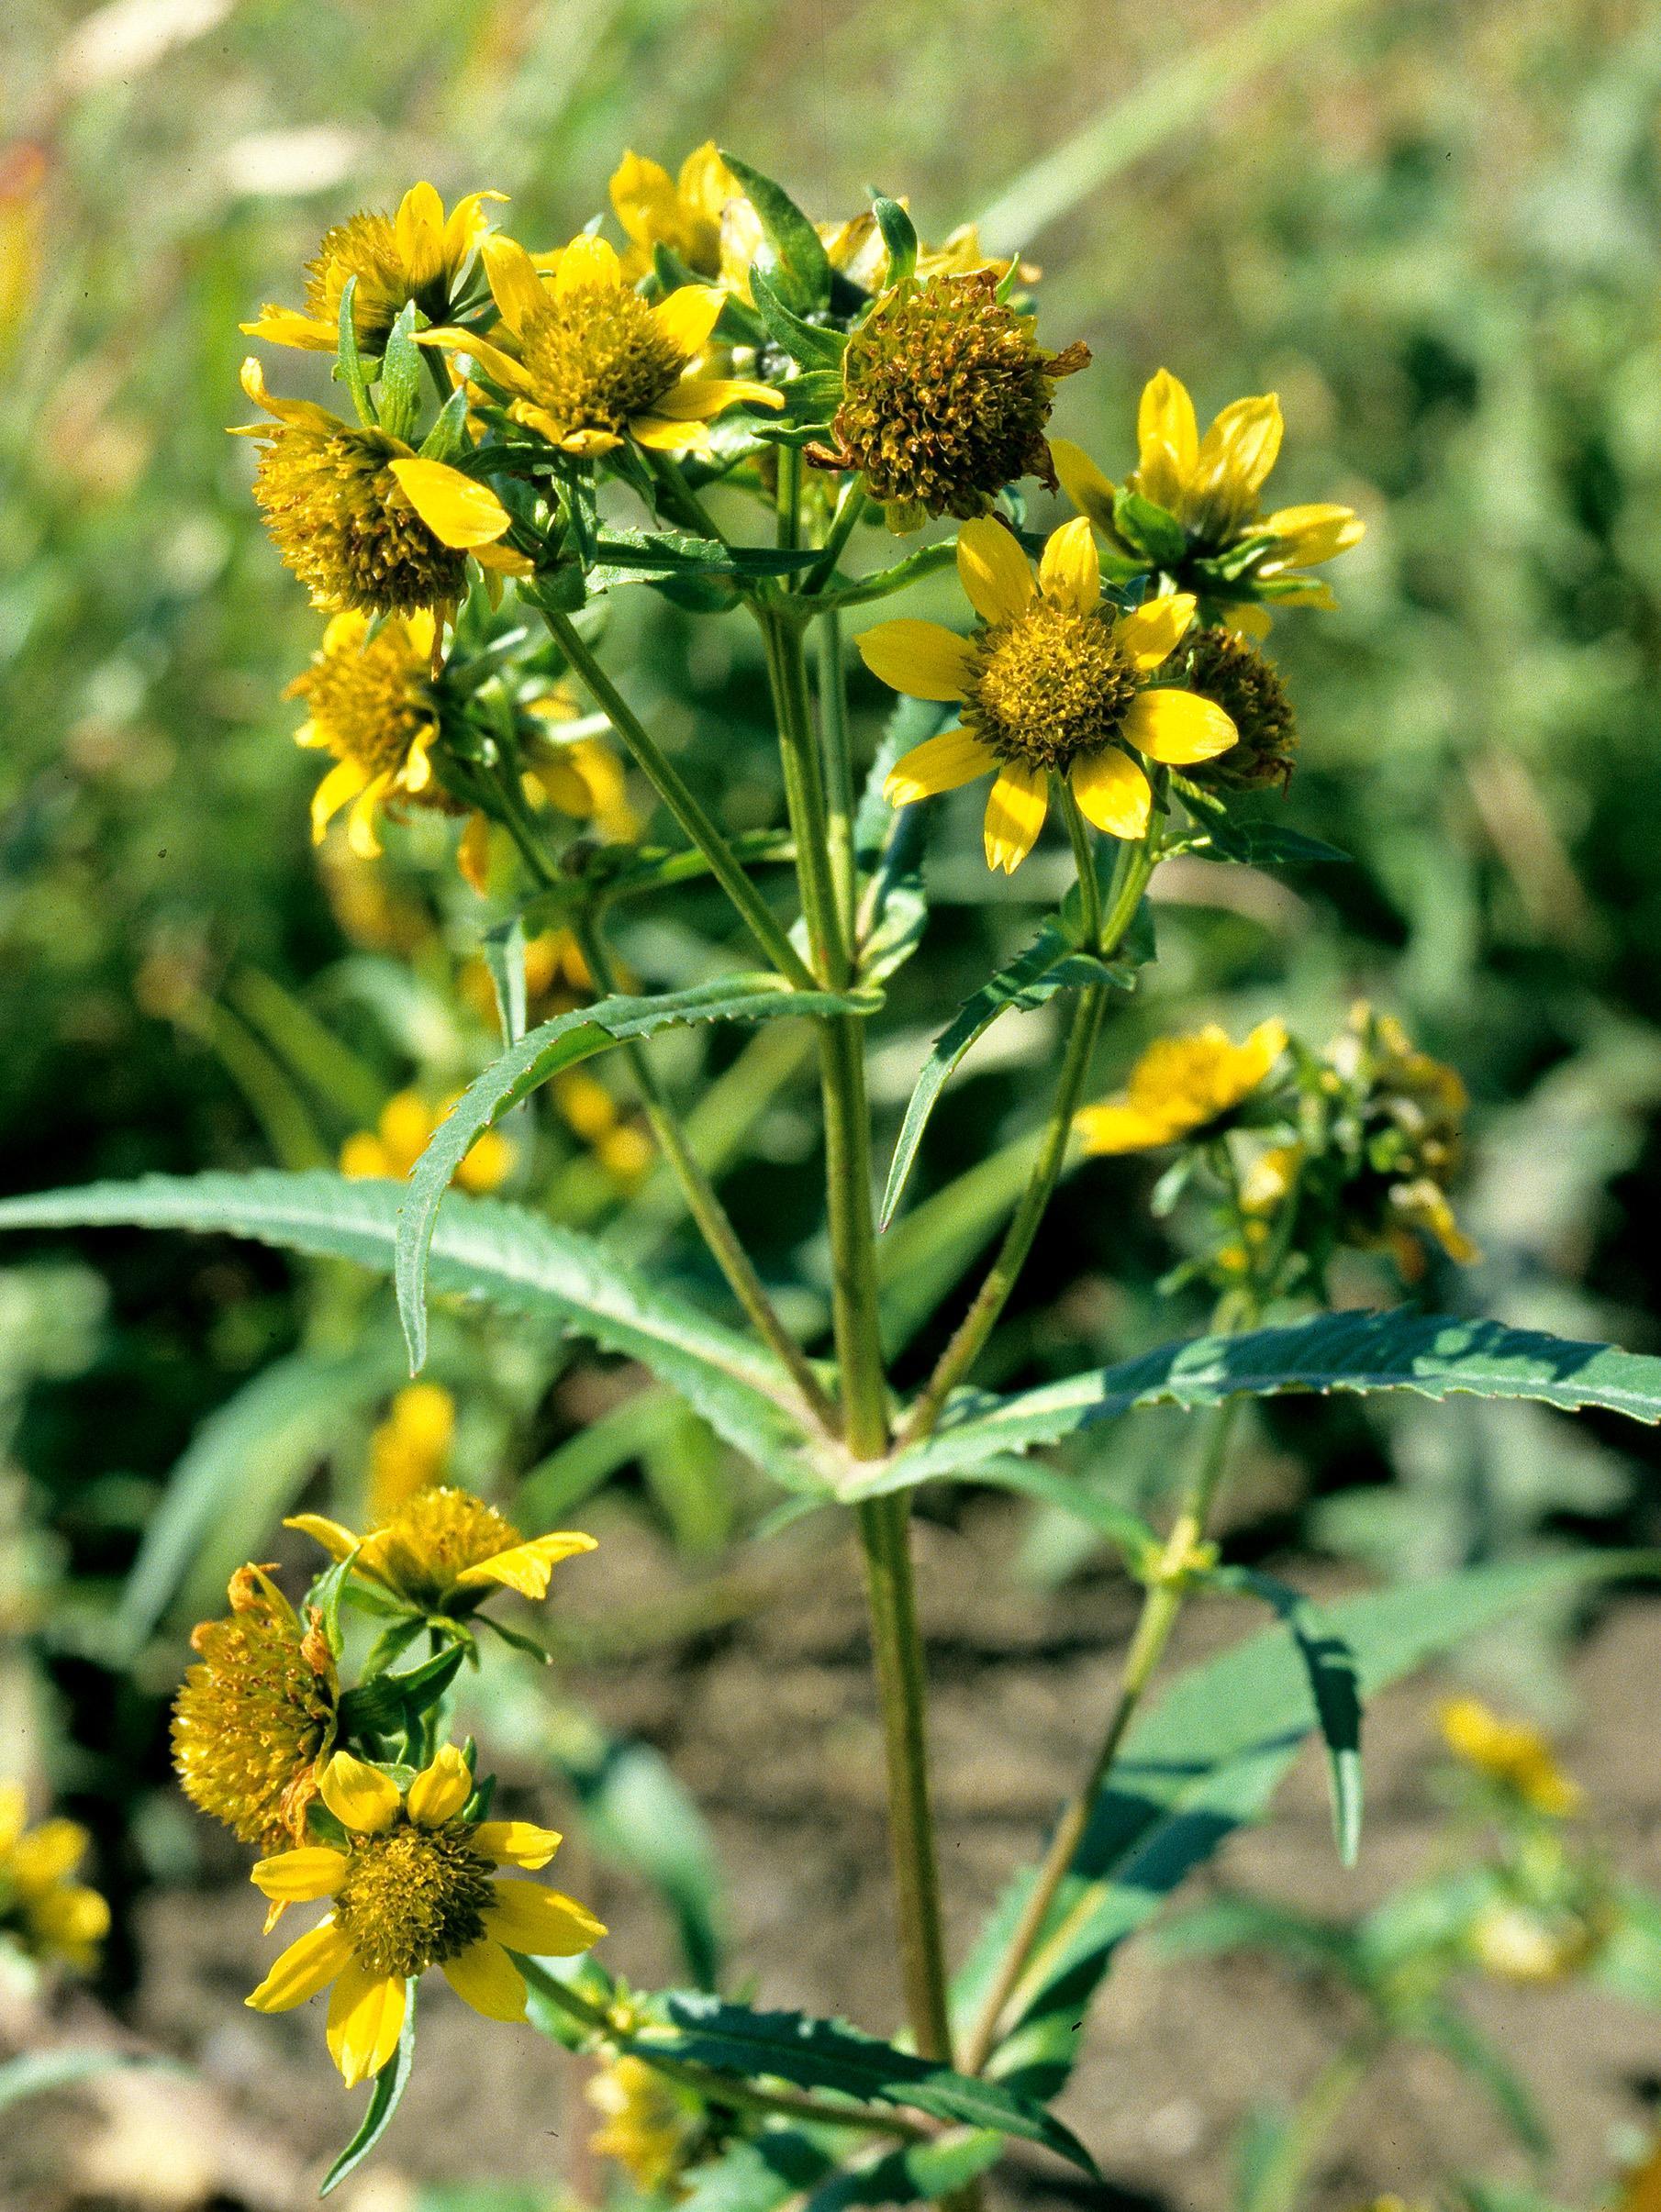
1177 628 1299 792
429 236 782 460
1053 370 1364 612
287 608 451 857
234 359 523 617
587 2051 706 2194
339 1090 513 1194
287 1487 596 1617
609 145 737 282
1439 1699 1581 1819
247 1747 604 2085
819 271 1087 530
0 1785 109 1973
172 1564 339 1850
860 517 1237 873
243 183 505 353
1330 1002 1478 1270
1076 1021 1289 1157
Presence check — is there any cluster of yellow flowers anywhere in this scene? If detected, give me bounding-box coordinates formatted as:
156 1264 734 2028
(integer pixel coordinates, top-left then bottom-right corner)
0 1782 108 1974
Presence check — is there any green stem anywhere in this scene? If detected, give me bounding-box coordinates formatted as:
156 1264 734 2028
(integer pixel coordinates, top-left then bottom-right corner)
1245 2034 1377 2212
899 828 1157 1445
816 606 859 950
519 1962 931 2141
957 1394 1244 2073
648 450 732 545
543 610 813 989
574 915 838 1434
1058 781 1103 947
805 480 869 593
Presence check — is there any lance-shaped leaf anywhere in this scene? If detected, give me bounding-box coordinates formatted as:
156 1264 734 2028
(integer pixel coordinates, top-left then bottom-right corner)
587 527 824 588
718 155 834 312
396 975 878 1369
318 1982 418 2195
1215 1567 1364 1866
624 1995 1097 2175
748 267 848 373
0 1173 821 1486
880 926 1135 1229
950 1552 1646 2102
882 1308 1661 1489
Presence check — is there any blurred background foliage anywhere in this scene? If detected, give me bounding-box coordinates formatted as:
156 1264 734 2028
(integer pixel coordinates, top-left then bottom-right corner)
4 0 1661 2070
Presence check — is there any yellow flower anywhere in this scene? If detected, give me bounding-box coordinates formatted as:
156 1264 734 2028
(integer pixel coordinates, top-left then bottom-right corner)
1469 1900 1598 1984
860 517 1236 872
1176 628 1299 791
1333 1004 1478 1270
287 607 451 859
718 190 1024 307
1076 1020 1288 1156
366 1383 456 1523
242 183 506 353
0 1784 110 1973
427 234 782 460
1439 1699 1581 1818
172 1565 340 1850
587 2051 704 2194
233 357 525 617
1053 367 1364 595
609 144 736 282
287 1486 596 1616
554 1072 653 1190
339 1090 513 1194
247 1748 604 2087
819 270 1087 529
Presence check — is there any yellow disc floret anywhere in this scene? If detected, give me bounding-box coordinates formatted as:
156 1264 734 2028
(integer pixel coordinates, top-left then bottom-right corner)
172 1565 339 1849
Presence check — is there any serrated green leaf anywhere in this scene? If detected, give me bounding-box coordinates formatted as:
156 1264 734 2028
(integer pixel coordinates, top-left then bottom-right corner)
481 914 529 1045
396 976 878 1371
417 383 471 463
803 2129 1005 2212
0 1173 820 1485
950 1553 1644 2100
719 156 833 311
318 1982 417 2195
1201 817 1350 869
630 1995 1097 2175
748 267 848 372
816 539 958 610
377 300 424 444
334 274 376 427
885 1309 1661 1490
588 527 822 583
880 924 1131 1229
1217 1568 1364 1866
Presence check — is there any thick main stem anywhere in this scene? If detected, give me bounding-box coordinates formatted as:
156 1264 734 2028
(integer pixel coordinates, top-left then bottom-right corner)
958 1395 1243 2073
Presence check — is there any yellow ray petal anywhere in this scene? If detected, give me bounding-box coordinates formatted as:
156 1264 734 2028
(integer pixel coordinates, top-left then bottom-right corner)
955 517 1033 626
481 234 549 339
483 1879 608 1957
1049 437 1117 532
609 150 678 250
1198 394 1283 498
442 1938 529 2021
407 1746 473 1827
1224 601 1274 639
327 1962 407 2088
627 414 709 455
347 773 393 860
651 284 724 361
309 758 370 843
1120 688 1237 765
1261 502 1365 566
1069 749 1152 839
1136 369 1198 506
473 1820 563 1870
389 458 512 549
251 1847 350 1902
454 1529 599 1600
855 619 975 702
318 1751 400 1836
554 232 622 297
1038 516 1100 616
458 810 493 893
1112 593 1196 672
983 761 1049 874
883 728 996 806
421 328 537 398
442 189 507 268
395 181 447 285
321 609 368 654
240 305 334 351
283 1511 360 1560
648 375 783 418
238 354 339 436
8 1818 89 1889
0 1784 25 1854
246 1918 353 2013
1074 1101 1173 1155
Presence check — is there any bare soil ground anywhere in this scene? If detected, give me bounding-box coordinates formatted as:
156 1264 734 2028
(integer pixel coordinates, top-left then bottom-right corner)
7 1506 1660 2212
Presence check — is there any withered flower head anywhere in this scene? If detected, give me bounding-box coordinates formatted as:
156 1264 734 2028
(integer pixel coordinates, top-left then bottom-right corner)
1178 627 1299 792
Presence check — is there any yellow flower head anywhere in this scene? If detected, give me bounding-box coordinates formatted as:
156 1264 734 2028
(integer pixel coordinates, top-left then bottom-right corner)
287 607 451 859
1076 1020 1289 1156
366 1382 456 1523
587 2051 704 2194
286 1487 596 1617
340 1089 513 1194
1053 368 1364 591
821 270 1087 529
1332 1003 1478 1270
862 517 1237 873
0 1784 110 1973
233 358 521 617
609 144 736 282
242 183 506 353
1176 628 1299 792
172 1564 339 1850
428 235 782 460
247 1747 605 2086
1439 1698 1581 1818
1468 1899 1600 1984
